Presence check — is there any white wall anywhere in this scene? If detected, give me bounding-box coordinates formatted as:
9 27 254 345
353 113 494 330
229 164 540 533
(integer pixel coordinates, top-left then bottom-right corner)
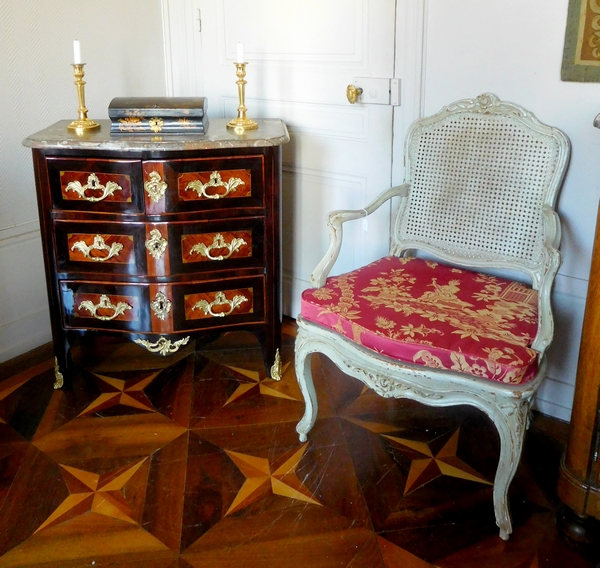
0 0 167 363
423 0 600 420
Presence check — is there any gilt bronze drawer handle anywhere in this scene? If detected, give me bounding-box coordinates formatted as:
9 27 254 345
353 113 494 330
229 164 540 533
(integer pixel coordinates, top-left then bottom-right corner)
190 233 247 261
65 173 122 202
77 294 132 321
134 336 190 356
184 171 245 199
71 235 124 262
144 171 168 203
192 291 247 318
145 229 168 260
150 291 172 320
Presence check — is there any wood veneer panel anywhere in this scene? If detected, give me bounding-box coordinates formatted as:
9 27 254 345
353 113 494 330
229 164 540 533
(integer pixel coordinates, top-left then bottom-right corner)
0 514 175 568
0 445 69 557
182 528 383 568
46 156 143 214
143 433 188 552
178 169 252 200
181 230 253 263
564 210 600 480
377 536 435 568
32 414 187 462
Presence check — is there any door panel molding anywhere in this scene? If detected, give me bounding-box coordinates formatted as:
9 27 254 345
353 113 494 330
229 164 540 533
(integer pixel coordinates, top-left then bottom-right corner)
160 0 426 317
281 165 389 276
161 0 426 122
161 0 204 96
219 0 367 65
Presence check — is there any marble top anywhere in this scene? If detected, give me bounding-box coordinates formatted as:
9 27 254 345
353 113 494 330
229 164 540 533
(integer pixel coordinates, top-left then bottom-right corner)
23 118 289 151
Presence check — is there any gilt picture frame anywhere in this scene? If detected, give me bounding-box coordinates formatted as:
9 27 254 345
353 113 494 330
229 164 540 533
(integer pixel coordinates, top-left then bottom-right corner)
562 0 600 81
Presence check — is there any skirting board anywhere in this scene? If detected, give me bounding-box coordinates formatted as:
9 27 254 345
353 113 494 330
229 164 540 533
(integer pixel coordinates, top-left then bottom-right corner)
0 309 51 364
534 378 574 422
0 228 51 365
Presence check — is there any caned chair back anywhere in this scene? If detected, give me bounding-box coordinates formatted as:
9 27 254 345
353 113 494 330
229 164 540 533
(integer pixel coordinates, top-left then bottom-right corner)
392 93 570 287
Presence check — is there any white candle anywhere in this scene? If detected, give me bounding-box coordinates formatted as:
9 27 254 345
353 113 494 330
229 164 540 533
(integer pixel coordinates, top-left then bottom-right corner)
236 42 244 63
73 40 82 64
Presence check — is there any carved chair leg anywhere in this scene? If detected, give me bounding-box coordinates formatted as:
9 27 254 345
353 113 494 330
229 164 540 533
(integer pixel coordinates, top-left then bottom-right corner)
489 399 529 540
295 345 319 443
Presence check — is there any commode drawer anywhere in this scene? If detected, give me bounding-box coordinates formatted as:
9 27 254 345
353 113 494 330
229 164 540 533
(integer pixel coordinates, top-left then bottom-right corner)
46 157 144 214
61 282 149 332
142 155 264 214
176 277 264 330
60 276 265 333
54 220 147 275
168 217 265 275
54 217 265 277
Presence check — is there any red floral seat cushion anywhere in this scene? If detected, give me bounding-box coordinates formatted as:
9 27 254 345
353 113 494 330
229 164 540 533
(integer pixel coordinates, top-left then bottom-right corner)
301 256 540 385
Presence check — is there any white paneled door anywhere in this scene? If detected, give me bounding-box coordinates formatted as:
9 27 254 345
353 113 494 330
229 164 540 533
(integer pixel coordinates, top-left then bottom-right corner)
162 0 424 316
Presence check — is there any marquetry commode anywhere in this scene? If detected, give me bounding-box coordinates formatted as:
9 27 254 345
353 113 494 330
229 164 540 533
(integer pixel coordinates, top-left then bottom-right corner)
24 119 289 389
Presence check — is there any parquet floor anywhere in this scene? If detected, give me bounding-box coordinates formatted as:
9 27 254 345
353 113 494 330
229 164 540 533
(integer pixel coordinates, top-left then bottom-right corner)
0 319 596 567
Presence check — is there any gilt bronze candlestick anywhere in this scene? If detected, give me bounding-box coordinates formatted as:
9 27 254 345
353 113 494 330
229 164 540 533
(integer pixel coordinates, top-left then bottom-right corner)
227 62 258 131
67 63 100 133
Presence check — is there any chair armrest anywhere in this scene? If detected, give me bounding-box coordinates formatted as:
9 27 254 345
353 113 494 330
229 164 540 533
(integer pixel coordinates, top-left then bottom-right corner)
542 204 561 251
531 205 562 354
310 184 410 288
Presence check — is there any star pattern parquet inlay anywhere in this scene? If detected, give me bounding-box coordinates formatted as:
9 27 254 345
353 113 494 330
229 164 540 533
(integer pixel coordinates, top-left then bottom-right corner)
35 457 149 532
224 443 322 515
222 362 300 406
359 422 493 495
0 322 595 568
78 371 161 416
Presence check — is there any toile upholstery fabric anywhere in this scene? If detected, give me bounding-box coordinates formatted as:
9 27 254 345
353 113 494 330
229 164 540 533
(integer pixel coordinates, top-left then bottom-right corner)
301 256 539 385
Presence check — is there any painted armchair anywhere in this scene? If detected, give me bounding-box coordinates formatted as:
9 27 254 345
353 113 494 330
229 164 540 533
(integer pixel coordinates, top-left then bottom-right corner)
294 93 570 540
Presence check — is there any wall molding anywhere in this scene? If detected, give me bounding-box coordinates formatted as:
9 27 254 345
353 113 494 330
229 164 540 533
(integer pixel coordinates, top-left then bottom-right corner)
0 219 40 243
281 164 372 275
395 0 427 121
554 271 588 299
